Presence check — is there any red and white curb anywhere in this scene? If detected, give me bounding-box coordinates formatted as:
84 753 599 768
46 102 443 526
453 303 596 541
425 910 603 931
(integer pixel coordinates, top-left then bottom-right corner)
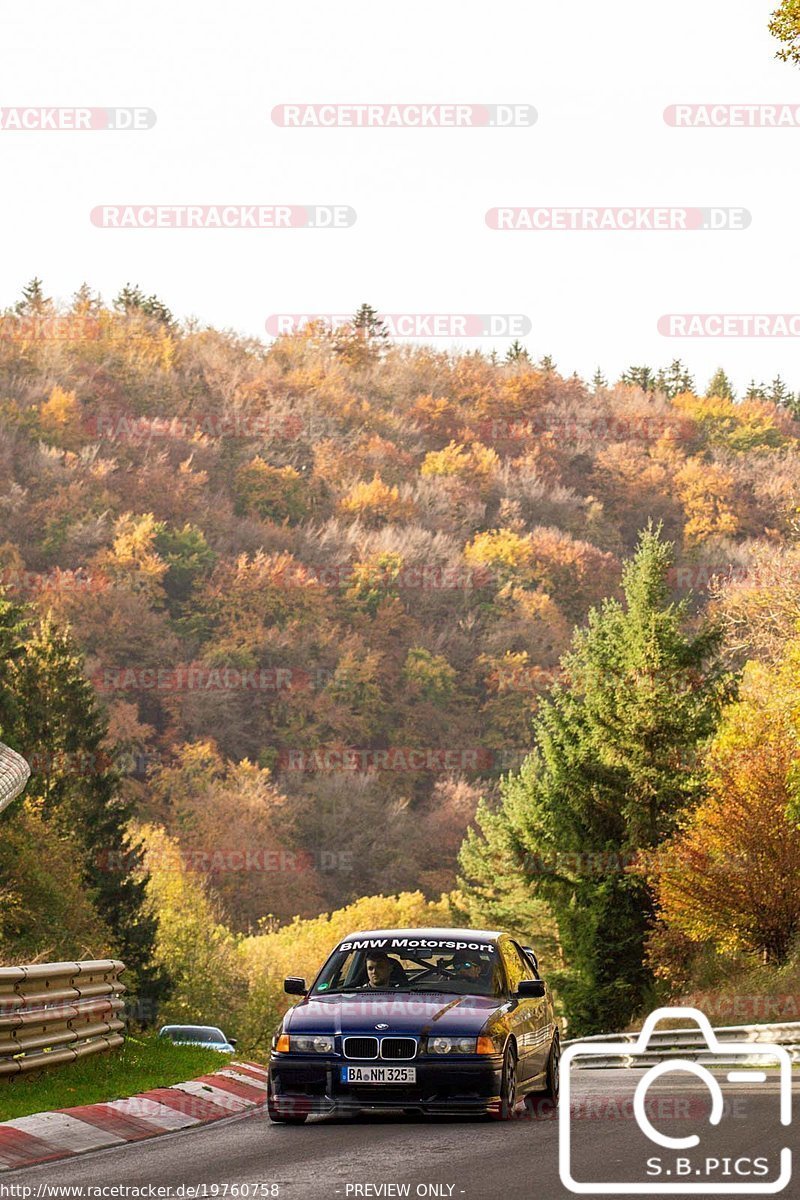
0 1061 268 1171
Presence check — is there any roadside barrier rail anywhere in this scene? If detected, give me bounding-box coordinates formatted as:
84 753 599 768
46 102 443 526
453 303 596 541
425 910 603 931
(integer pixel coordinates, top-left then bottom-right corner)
564 1021 800 1067
0 742 30 816
0 960 126 1076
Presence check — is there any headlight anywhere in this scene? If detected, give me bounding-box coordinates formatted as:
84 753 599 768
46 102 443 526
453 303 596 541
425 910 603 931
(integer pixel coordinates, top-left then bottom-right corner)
290 1034 335 1054
428 1036 478 1055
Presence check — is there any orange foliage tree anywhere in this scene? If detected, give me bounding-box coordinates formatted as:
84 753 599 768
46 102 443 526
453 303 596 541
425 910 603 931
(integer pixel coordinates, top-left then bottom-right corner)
647 651 800 962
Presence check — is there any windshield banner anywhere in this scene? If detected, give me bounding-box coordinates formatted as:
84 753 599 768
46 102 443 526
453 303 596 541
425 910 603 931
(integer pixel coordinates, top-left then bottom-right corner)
337 937 496 953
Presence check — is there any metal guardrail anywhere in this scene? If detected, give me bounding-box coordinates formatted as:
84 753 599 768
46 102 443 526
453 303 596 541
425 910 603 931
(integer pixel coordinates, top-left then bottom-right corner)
0 741 30 816
0 960 126 1076
564 1021 800 1067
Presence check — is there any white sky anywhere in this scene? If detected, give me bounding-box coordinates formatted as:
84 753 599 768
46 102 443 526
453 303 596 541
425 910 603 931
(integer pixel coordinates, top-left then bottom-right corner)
1 0 798 393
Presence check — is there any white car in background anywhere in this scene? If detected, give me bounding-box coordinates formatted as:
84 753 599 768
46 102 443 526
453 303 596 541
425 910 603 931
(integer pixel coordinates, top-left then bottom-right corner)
158 1024 237 1053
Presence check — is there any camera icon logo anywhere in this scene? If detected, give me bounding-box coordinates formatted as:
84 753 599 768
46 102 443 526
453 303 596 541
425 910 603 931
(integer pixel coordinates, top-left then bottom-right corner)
559 1006 793 1194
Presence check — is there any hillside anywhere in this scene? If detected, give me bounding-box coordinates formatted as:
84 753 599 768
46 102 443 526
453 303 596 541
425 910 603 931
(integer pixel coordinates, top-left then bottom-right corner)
2 287 800 941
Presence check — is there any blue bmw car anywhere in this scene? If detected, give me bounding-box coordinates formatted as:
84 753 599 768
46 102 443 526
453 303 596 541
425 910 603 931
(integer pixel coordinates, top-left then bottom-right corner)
267 927 559 1122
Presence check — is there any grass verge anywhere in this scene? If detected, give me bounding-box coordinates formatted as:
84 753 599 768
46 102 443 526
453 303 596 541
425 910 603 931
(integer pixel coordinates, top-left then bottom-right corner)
0 1034 234 1122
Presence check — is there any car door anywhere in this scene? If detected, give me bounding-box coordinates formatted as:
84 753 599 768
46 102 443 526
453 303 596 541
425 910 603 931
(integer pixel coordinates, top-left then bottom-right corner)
498 937 535 1084
510 939 550 1081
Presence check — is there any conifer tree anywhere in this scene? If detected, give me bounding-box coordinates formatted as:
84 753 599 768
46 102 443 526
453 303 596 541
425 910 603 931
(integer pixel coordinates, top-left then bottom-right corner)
459 526 726 1033
705 368 735 400
620 365 656 393
505 340 530 363
14 277 51 316
9 612 167 999
656 359 695 399
352 302 388 342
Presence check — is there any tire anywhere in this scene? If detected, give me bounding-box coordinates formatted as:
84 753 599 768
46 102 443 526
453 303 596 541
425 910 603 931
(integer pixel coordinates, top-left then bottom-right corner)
497 1044 518 1120
525 1032 560 1115
543 1032 560 1103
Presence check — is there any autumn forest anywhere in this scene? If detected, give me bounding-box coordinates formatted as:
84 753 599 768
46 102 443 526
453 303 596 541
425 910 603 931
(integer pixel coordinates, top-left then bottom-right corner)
2 283 800 1042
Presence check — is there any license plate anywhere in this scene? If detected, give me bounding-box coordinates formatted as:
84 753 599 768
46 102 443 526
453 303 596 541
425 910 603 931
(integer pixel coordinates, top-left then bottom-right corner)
340 1066 416 1084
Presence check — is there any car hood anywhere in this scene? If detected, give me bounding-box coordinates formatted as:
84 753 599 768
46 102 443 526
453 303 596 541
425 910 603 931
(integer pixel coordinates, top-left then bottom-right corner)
284 992 502 1036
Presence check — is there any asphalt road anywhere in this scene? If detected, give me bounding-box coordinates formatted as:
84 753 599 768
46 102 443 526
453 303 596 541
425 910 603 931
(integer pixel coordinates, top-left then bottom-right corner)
6 1070 796 1200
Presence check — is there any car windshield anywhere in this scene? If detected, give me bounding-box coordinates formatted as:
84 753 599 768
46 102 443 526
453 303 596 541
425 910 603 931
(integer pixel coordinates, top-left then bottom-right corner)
311 944 503 997
162 1026 225 1043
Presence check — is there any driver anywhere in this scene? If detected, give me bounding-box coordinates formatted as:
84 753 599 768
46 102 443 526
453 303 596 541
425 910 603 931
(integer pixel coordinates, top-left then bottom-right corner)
362 950 403 989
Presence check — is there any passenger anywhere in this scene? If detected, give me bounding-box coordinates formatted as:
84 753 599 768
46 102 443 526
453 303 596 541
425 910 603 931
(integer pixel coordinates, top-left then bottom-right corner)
362 951 403 989
449 948 493 988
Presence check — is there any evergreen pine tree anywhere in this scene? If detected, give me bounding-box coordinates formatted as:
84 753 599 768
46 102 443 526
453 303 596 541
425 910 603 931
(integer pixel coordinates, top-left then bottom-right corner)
591 368 607 392
333 303 389 366
505 340 530 363
767 375 790 405
459 526 726 1033
705 368 736 400
10 613 168 1000
655 359 695 399
782 391 800 421
0 589 28 740
14 278 51 316
71 283 102 315
114 283 174 327
745 379 767 401
620 365 656 393
352 302 388 341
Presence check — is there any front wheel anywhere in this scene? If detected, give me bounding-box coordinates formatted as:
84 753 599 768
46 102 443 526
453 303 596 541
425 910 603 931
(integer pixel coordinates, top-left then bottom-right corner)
497 1044 518 1120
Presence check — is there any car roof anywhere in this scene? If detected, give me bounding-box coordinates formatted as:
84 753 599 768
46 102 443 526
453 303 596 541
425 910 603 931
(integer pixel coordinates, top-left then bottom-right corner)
339 927 505 942
160 1024 224 1034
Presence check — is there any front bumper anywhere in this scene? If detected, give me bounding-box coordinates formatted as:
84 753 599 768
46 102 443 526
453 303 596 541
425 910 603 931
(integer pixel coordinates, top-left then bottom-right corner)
269 1053 505 1116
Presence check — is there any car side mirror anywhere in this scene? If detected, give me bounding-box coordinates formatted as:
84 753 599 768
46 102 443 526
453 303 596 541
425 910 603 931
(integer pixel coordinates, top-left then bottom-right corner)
228 1037 238 1046
284 976 307 996
517 978 546 998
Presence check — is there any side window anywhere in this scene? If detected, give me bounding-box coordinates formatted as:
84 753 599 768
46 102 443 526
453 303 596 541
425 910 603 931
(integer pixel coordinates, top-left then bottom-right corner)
511 942 536 981
499 939 527 993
